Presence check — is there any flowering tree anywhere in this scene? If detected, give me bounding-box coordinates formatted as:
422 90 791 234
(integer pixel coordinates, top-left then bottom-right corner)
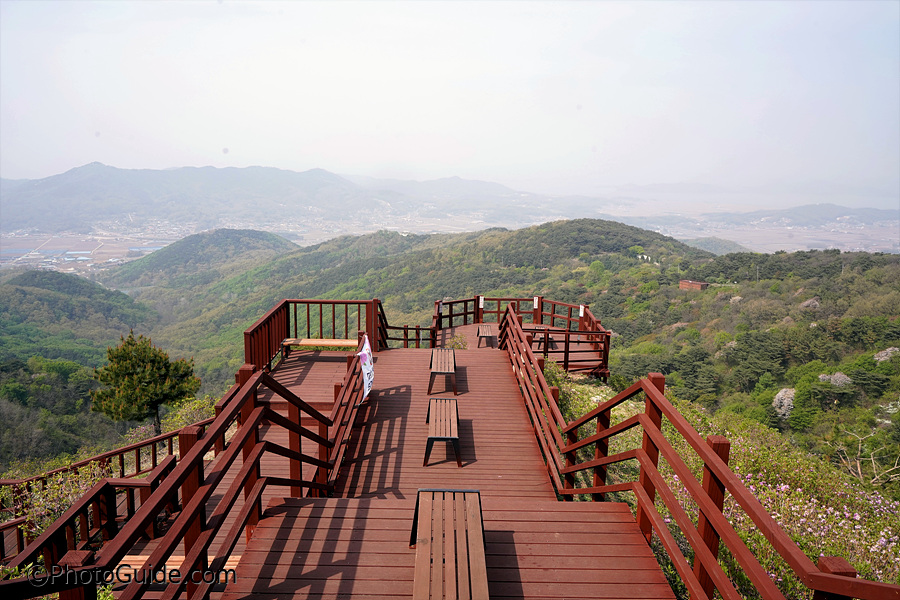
91 332 200 436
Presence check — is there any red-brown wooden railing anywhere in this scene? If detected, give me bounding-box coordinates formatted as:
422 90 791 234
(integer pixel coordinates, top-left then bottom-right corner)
434 295 610 376
243 299 382 373
377 301 436 348
499 304 899 600
0 416 216 562
0 352 366 600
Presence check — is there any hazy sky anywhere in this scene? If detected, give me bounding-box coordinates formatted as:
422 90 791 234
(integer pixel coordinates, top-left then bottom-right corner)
1 0 898 202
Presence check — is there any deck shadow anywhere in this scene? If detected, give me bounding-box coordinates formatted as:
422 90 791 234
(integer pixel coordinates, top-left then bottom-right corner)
485 529 524 599
337 384 411 499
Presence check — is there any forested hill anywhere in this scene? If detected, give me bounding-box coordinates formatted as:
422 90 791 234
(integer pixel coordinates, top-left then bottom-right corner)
0 270 157 364
102 228 298 289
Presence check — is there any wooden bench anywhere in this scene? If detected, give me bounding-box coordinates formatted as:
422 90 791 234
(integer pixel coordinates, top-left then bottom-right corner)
476 324 493 348
424 397 461 467
282 337 359 358
409 489 489 600
427 348 457 395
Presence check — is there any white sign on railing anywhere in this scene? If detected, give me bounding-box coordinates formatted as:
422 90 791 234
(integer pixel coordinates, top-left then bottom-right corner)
358 334 374 398
579 305 585 317
479 295 484 308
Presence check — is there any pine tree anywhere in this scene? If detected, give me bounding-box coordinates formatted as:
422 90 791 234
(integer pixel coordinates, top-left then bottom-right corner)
91 332 200 436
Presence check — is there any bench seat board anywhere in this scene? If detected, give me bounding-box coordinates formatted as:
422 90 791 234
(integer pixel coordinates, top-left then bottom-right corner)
428 348 458 395
425 398 461 467
412 490 489 600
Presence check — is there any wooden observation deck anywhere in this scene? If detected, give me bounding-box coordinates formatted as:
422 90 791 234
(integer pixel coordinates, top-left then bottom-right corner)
224 324 669 599
2 297 895 600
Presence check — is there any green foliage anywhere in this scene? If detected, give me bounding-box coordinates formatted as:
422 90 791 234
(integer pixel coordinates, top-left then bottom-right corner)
0 270 156 365
17 460 111 539
0 356 123 472
445 334 468 350
122 393 219 445
91 332 200 435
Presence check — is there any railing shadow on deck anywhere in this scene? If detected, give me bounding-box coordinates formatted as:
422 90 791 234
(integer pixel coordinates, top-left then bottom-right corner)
0 348 369 600
498 303 900 600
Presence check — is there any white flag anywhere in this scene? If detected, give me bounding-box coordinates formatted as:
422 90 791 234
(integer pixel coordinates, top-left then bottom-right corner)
357 334 374 399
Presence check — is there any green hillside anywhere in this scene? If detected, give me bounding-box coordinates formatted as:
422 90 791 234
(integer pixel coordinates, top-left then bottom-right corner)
102 228 298 289
0 270 157 364
681 237 751 255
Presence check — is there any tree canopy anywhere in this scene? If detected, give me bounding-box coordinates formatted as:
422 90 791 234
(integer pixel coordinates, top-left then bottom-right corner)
90 332 200 435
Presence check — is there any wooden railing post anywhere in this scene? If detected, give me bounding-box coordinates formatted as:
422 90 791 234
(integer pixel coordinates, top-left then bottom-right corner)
812 557 857 600
89 483 117 543
178 425 207 597
213 403 224 456
236 366 260 541
58 550 96 600
318 383 341 495
367 299 378 352
533 296 542 325
289 397 302 498
693 435 731 599
636 373 665 542
559 385 578 500
237 364 256 425
592 408 611 502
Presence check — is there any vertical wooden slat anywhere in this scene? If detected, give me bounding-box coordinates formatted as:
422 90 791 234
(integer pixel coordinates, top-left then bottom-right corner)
592 408 611 501
455 492 469 600
289 399 302 498
465 493 489 600
413 492 434 599
318 304 323 338
445 493 458 600
432 492 444 599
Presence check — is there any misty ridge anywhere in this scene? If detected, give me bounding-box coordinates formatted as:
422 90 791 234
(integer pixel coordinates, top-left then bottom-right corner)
0 162 897 254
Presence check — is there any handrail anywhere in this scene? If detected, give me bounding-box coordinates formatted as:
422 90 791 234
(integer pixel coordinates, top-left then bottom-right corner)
0 415 213 499
243 299 381 372
377 301 434 348
0 362 341 600
323 351 369 490
557 376 900 600
0 416 215 563
498 304 567 490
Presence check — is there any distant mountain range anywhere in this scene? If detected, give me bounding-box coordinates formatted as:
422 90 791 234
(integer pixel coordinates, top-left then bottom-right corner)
1 163 897 253
0 163 584 235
